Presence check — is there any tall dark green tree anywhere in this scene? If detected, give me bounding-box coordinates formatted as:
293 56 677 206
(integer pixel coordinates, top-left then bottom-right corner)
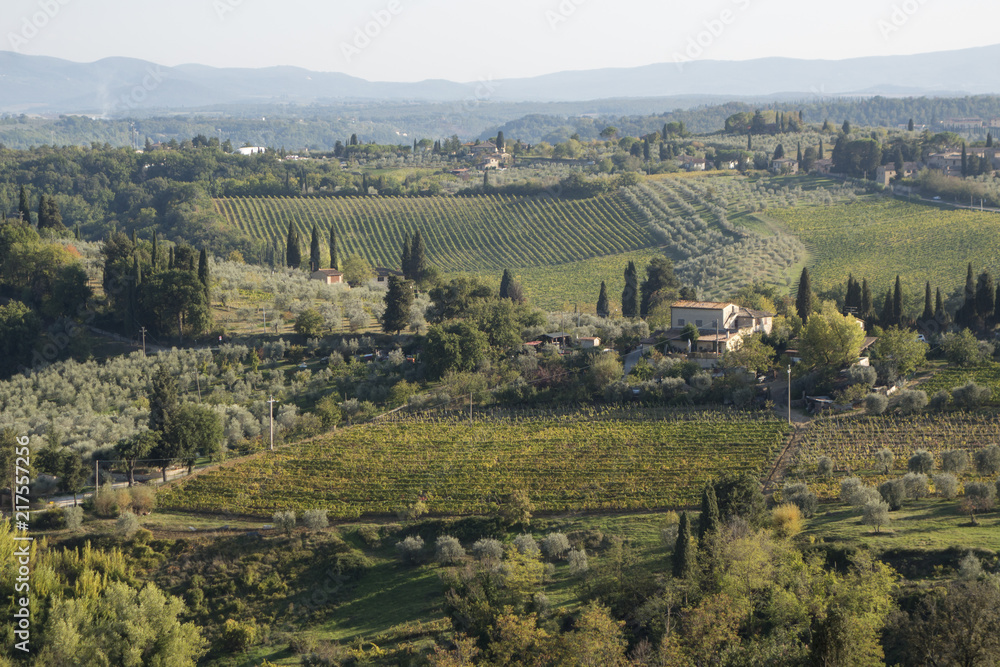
975 271 995 323
168 247 175 270
197 248 209 294
698 480 720 544
934 287 946 324
958 263 977 328
640 256 681 317
596 281 610 318
961 143 968 177
881 290 894 327
286 223 301 269
818 138 824 159
908 118 915 131
329 227 339 270
842 120 851 134
921 281 934 323
844 275 861 313
409 230 427 282
773 144 785 160
860 278 876 328
622 261 639 318
747 134 752 151
796 142 802 163
892 275 904 326
795 267 814 322
381 276 413 335
495 130 505 152
18 185 31 224
988 132 994 148
499 269 514 300
148 365 178 434
309 225 321 272
673 511 697 579
151 230 159 270
400 232 412 279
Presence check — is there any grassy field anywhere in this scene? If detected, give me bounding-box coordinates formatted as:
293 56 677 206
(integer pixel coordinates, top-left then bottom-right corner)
158 409 791 518
766 198 1000 297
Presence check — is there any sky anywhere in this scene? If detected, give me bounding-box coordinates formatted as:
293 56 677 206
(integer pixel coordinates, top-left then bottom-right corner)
4 0 998 82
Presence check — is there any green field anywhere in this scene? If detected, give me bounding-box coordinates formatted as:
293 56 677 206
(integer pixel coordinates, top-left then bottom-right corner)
159 409 791 517
215 193 655 273
766 198 1000 296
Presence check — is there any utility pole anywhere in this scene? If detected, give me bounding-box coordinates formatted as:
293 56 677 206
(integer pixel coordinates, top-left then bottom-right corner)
139 326 147 356
94 460 100 500
262 308 266 333
267 395 277 451
787 365 792 425
469 392 473 425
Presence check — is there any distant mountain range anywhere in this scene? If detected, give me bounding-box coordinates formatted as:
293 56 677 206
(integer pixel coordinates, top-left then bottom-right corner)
2 44 1000 114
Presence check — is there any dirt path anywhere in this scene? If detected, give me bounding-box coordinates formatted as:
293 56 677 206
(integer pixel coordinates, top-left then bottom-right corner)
762 397 813 496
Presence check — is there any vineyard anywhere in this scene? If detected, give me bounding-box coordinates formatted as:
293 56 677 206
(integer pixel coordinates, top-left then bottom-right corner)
215 193 655 273
793 412 1000 494
158 409 791 518
766 198 1000 297
917 362 1000 405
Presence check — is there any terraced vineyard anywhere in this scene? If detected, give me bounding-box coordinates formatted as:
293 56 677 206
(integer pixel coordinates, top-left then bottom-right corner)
215 193 655 273
766 198 1000 296
159 409 791 518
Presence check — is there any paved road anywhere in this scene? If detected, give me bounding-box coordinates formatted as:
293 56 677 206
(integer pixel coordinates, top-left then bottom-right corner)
36 468 189 510
622 346 646 377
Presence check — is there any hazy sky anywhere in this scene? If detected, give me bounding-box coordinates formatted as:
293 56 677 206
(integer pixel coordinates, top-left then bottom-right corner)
4 0 997 82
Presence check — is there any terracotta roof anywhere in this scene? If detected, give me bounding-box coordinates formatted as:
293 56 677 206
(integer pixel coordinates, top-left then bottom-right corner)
672 300 732 309
311 269 343 276
739 307 775 319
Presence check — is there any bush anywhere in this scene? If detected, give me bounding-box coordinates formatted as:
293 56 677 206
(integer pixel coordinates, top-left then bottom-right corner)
115 512 140 539
94 483 117 517
470 538 504 561
861 499 891 533
222 618 258 653
908 449 934 474
941 330 994 366
514 533 540 557
816 456 834 477
865 393 889 415
932 473 958 499
63 506 83 531
540 532 571 560
781 482 818 517
771 503 803 538
839 477 864 504
941 449 970 474
303 509 329 531
895 389 928 415
846 365 877 387
568 548 589 575
879 479 907 511
952 382 992 410
272 510 296 534
396 535 425 564
902 472 930 500
929 389 951 411
435 535 466 565
130 484 157 515
974 445 1000 476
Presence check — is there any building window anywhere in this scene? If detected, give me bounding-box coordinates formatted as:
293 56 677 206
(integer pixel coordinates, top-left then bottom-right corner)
678 319 685 326
695 319 703 327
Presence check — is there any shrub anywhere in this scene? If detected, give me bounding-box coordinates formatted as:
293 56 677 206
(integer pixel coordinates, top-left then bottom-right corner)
568 548 589 575
957 551 985 581
902 472 930 500
908 449 934 474
222 618 258 653
879 479 907 511
929 389 951 411
861 499 891 533
771 503 803 538
540 533 571 560
846 365 877 387
952 382 992 410
94 483 117 517
303 509 329 531
865 393 889 415
514 534 540 557
130 484 157 515
781 482 818 517
470 538 504 561
115 512 140 539
816 456 834 477
895 389 928 415
396 535 425 564
63 506 83 531
272 510 296 534
941 449 970 474
974 445 1000 476
397 499 428 522
132 528 153 544
839 477 864 504
114 487 134 514
932 473 958 499
435 535 466 565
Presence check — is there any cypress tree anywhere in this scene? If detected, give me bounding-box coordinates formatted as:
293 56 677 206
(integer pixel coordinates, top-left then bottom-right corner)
908 118 915 131
818 139 824 159
698 481 720 543
499 269 513 299
309 225 321 272
18 185 30 224
74 223 81 240
881 290 894 326
45 197 62 231
409 230 427 282
975 271 995 322
622 261 639 318
37 196 48 229
892 275 903 326
959 263 976 328
796 142 802 163
198 248 210 293
860 279 875 328
483 170 489 190
994 287 1000 327
988 132 994 148
747 134 752 151
842 120 851 134
329 227 339 270
921 281 934 322
795 267 814 322
151 230 158 270
934 287 945 321
168 247 175 270
596 281 610 318
286 223 301 269
961 143 968 177
381 276 413 334
400 231 411 279
673 511 697 579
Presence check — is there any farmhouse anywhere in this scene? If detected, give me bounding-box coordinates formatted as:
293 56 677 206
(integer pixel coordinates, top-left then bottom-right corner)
678 156 707 171
578 336 601 349
237 146 266 156
659 301 774 357
309 269 344 285
875 161 921 186
811 158 834 174
770 158 799 174
374 267 404 284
